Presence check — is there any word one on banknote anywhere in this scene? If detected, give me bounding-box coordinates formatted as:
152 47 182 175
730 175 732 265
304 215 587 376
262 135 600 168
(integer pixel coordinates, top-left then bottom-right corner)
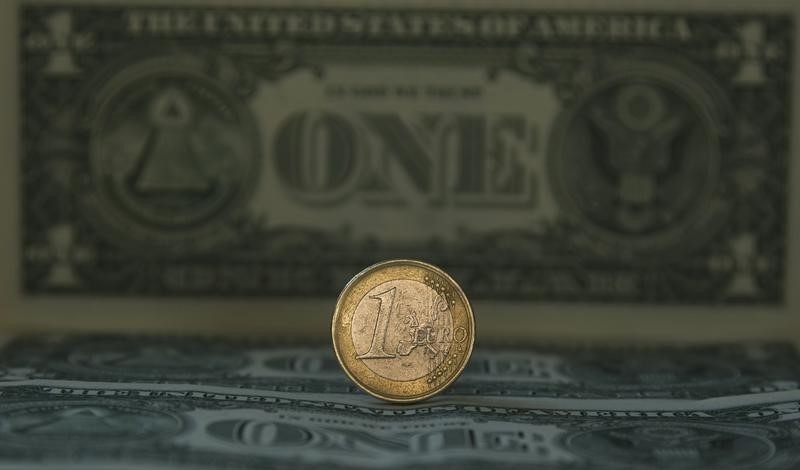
332 260 475 402
20 7 789 303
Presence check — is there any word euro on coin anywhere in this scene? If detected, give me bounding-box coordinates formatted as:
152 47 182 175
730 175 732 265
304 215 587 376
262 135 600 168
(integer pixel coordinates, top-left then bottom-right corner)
332 260 475 403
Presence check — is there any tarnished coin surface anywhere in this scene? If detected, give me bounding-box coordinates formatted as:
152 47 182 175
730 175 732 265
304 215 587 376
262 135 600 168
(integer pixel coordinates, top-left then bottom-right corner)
332 259 475 403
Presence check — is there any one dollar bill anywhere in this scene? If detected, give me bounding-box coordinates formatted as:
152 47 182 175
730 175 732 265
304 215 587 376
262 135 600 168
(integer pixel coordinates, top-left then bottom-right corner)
2 1 800 338
3 335 799 400
2 335 800 468
0 382 800 468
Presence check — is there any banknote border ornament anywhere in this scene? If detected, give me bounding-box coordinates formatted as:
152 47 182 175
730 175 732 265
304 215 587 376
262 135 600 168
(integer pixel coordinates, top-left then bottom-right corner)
0 398 186 447
331 259 475 403
83 54 262 252
546 58 732 256
562 420 777 467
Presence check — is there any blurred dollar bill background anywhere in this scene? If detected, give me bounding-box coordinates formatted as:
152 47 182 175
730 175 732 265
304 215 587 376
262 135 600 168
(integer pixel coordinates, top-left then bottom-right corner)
4 0 798 340
2 1 800 468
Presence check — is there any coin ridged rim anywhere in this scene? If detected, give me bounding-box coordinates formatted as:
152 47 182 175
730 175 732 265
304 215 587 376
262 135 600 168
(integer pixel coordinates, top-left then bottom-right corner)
331 259 475 404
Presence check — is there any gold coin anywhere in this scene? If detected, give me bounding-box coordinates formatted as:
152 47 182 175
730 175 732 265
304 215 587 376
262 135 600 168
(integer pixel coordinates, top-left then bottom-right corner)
331 259 475 403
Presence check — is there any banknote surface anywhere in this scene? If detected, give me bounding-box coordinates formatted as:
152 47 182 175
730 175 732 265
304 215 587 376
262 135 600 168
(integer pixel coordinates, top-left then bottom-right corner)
3 1 800 340
14 3 793 303
2 335 800 469
2 335 799 399
4 384 800 469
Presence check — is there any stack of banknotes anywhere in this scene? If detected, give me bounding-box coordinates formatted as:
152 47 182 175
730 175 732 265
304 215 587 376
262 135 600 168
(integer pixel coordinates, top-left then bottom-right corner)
0 335 799 468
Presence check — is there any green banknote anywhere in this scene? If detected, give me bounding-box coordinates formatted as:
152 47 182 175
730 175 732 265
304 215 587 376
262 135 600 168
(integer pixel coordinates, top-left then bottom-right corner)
4 383 800 469
2 335 799 399
1 336 800 469
2 1 799 339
